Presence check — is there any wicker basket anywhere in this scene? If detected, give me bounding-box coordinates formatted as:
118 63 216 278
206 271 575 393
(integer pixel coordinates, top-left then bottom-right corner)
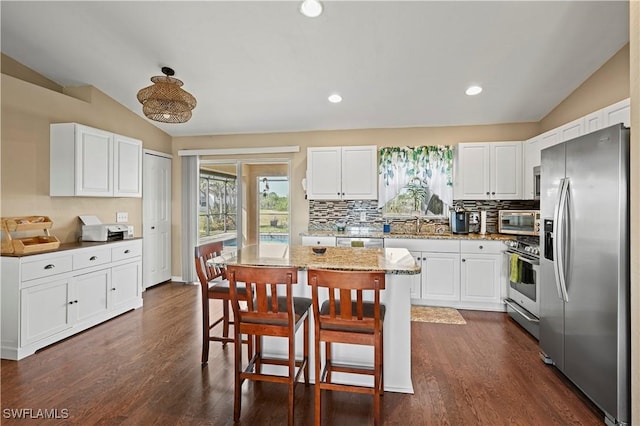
1 216 60 254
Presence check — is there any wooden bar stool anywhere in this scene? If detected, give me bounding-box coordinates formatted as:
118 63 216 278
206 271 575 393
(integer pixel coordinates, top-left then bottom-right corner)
194 241 249 365
307 269 386 426
227 265 311 426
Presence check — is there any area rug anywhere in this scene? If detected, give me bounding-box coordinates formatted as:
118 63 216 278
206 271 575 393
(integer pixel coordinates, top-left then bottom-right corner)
411 306 467 325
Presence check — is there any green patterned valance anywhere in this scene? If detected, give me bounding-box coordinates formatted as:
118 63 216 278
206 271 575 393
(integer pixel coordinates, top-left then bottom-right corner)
378 145 453 186
377 145 454 215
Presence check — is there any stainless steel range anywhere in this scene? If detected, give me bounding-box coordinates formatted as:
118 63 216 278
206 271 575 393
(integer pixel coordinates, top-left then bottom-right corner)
503 239 540 339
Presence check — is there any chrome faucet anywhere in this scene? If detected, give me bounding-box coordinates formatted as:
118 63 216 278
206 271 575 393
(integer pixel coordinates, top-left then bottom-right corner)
415 216 421 234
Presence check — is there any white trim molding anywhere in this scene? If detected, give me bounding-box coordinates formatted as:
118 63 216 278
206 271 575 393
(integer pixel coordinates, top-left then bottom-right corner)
143 149 173 159
178 146 300 156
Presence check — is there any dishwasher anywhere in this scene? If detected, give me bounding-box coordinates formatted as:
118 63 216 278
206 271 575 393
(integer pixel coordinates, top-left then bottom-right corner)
336 237 384 248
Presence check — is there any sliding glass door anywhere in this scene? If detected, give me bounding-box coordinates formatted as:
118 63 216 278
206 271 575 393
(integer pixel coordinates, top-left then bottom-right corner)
198 160 290 251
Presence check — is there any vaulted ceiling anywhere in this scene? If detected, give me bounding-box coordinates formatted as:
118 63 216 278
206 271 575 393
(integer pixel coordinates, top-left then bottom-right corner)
0 1 629 137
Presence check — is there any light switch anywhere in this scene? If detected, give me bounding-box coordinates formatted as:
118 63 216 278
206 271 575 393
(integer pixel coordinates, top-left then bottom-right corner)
360 211 367 222
116 212 128 223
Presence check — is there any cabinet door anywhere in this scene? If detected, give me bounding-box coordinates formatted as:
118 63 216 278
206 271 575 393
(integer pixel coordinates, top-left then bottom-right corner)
111 261 142 311
603 98 630 128
75 125 113 196
583 110 604 133
539 129 560 151
558 117 584 143
74 269 111 325
455 143 490 199
21 279 73 346
408 251 422 299
307 147 342 200
460 254 501 304
523 137 540 199
113 134 142 197
341 146 377 200
422 252 460 302
491 141 522 199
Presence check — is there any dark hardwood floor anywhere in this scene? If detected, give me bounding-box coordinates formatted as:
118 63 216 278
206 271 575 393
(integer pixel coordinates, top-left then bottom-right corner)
1 282 603 425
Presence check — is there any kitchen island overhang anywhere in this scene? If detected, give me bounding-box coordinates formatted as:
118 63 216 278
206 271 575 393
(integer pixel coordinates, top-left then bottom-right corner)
208 244 420 394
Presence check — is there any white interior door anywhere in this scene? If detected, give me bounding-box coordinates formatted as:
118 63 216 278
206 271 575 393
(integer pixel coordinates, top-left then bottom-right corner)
143 151 172 289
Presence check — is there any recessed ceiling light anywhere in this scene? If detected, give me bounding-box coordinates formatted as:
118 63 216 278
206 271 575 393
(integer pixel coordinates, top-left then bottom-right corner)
465 85 483 96
328 94 342 103
300 0 323 18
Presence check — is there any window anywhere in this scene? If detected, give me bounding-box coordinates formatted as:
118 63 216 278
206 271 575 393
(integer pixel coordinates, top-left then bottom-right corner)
258 176 289 244
378 146 453 217
199 171 237 238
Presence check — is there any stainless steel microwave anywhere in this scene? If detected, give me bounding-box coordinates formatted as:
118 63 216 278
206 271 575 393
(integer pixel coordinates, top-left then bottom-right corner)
498 210 540 236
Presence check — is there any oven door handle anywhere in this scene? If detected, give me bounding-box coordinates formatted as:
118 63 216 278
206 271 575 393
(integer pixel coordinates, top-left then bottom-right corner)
504 298 540 323
504 251 539 266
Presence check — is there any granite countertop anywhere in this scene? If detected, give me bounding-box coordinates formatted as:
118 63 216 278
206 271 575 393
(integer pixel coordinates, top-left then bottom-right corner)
301 230 514 241
1 238 142 257
210 244 421 275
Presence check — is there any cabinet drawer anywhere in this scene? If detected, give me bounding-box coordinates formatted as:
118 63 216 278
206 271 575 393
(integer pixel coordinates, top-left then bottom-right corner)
460 240 504 255
73 247 112 270
301 236 337 247
111 241 141 261
21 255 73 282
384 238 460 253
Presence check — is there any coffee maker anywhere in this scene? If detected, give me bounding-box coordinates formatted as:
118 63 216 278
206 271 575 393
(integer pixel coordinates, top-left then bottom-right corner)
450 207 470 234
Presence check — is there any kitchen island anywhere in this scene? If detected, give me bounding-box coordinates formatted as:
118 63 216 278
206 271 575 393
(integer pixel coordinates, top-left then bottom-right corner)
209 244 420 393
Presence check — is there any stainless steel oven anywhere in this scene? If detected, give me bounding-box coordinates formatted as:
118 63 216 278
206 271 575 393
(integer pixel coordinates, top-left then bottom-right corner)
503 240 540 339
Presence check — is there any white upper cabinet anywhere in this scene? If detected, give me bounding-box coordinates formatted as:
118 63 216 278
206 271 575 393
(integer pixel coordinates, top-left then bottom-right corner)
50 123 142 197
306 145 377 200
522 98 630 200
603 98 631 127
113 134 143 197
583 110 604 134
455 141 522 200
557 116 584 143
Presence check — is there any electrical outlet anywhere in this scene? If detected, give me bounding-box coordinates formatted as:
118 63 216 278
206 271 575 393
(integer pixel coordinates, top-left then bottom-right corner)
360 211 367 222
116 212 128 223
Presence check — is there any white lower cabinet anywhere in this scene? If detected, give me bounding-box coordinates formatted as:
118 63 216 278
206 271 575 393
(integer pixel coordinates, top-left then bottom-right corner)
385 238 506 312
410 250 460 302
20 278 73 347
1 239 143 360
111 261 142 311
460 241 506 311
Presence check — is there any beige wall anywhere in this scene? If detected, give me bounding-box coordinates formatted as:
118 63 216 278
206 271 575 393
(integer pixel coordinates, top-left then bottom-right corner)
171 122 538 273
0 73 172 243
1 25 637 417
540 44 630 132
629 1 639 423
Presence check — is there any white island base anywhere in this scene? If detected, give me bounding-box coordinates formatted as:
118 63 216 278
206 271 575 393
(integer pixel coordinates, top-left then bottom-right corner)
259 271 414 394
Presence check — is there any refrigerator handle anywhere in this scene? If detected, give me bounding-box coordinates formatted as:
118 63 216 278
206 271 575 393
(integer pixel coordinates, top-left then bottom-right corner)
556 178 570 302
552 179 564 300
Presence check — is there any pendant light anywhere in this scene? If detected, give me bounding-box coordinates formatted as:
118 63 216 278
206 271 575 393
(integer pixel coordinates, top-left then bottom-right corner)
137 67 197 123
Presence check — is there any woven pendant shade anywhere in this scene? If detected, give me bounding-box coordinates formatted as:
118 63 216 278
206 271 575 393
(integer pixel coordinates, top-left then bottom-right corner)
137 67 196 123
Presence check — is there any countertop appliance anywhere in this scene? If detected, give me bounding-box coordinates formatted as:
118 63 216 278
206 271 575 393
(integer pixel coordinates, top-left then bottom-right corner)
450 211 469 234
79 215 129 242
336 236 384 248
539 124 630 425
503 239 540 339
498 210 540 236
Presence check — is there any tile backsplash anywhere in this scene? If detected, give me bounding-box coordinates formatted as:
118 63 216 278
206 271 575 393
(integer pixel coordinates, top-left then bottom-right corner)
308 199 539 234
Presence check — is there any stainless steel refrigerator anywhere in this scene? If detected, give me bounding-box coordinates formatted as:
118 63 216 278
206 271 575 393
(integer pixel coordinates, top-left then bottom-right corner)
539 124 630 426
